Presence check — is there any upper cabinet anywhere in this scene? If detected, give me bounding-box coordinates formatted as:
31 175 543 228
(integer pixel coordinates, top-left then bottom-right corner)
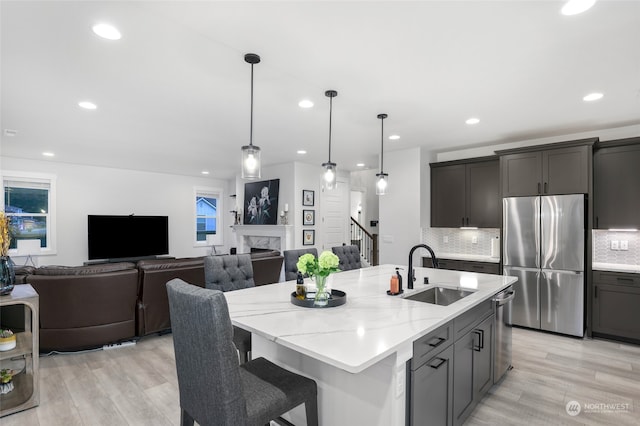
593 138 640 229
431 157 500 228
497 139 595 197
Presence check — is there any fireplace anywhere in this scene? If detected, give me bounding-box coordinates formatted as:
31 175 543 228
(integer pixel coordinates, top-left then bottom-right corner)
232 225 294 254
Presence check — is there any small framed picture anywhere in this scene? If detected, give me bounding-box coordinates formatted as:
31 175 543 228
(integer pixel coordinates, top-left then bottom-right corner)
302 190 315 206
303 229 315 246
303 209 315 226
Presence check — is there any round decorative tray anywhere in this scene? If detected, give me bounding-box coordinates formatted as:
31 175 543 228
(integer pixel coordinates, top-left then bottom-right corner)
290 289 347 308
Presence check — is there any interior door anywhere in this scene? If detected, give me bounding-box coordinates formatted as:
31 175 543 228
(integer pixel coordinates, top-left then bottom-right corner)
321 178 349 251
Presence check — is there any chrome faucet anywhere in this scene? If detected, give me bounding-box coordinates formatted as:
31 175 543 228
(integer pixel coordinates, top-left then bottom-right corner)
407 244 439 289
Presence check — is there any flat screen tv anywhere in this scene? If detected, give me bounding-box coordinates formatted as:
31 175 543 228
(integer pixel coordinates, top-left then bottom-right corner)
88 215 169 260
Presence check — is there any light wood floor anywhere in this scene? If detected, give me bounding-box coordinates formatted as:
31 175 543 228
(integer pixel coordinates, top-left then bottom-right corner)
2 328 639 425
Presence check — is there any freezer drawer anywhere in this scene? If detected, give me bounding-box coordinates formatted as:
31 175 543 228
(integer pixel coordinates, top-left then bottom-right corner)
540 270 584 336
503 267 540 329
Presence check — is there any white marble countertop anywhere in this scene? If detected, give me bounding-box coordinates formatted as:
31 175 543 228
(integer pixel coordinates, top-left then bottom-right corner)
592 262 640 274
436 253 501 263
223 265 516 374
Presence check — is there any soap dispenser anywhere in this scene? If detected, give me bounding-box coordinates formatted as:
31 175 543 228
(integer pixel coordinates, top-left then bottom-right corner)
395 267 403 294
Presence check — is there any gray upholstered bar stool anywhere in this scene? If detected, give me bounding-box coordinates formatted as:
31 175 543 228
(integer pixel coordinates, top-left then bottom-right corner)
332 244 362 271
204 254 254 363
283 248 318 281
167 279 318 426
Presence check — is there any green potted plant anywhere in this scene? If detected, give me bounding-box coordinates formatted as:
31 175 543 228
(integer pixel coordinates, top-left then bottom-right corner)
0 368 14 395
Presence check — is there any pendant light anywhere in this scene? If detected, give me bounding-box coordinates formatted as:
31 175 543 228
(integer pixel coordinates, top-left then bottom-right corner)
241 53 261 179
376 113 389 195
322 90 338 190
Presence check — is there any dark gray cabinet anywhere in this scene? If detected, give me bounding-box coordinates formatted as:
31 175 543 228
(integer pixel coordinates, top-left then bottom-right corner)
423 258 500 275
593 138 640 229
409 344 454 426
431 158 500 228
498 140 594 197
592 271 640 342
453 313 494 426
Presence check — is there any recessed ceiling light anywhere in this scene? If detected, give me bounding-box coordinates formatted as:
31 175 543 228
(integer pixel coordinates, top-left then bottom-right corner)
298 100 314 108
92 23 122 40
356 163 365 167
4 129 18 137
465 118 480 125
561 0 596 16
297 150 307 155
78 101 97 110
389 135 400 140
201 171 210 175
42 152 55 157
583 92 603 102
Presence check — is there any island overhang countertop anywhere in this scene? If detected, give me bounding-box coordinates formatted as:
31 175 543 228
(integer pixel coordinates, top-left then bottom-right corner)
223 264 517 374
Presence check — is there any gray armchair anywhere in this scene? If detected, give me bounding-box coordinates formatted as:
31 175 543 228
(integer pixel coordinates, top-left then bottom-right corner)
283 248 318 281
332 244 362 271
204 254 254 363
166 279 318 426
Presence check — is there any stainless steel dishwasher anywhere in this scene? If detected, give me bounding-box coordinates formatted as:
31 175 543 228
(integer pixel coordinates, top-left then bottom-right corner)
493 286 515 383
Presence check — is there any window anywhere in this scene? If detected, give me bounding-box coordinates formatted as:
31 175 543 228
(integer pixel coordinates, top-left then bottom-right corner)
195 187 223 246
2 172 57 255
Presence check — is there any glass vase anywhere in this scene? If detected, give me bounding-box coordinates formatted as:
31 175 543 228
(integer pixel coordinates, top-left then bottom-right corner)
0 256 16 296
313 275 329 307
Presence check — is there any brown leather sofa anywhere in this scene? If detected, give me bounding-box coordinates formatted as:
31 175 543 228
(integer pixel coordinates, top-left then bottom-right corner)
136 251 284 337
136 257 206 337
7 251 285 350
28 262 139 352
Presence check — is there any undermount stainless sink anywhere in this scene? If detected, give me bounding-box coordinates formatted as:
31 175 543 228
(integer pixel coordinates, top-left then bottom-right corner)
404 286 476 306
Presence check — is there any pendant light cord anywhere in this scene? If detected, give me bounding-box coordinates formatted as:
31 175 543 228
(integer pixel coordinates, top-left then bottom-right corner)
380 116 384 173
249 63 254 148
328 95 333 162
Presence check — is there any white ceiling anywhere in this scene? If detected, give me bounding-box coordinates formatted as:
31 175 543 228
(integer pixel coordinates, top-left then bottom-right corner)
2 1 639 179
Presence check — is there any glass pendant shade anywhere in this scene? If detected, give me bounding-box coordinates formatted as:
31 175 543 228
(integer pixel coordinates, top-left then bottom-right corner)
241 144 261 179
323 161 337 190
376 172 388 195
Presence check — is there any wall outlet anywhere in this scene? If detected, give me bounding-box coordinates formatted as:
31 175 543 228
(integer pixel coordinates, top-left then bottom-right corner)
443 236 449 244
620 240 629 250
611 240 620 250
472 236 478 244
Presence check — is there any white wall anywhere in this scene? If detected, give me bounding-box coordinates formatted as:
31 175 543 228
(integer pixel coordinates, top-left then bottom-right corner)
378 147 424 266
2 157 230 266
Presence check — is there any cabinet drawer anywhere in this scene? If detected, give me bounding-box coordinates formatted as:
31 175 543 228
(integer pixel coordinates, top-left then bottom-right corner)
464 262 500 275
593 271 640 286
412 321 453 370
454 300 494 340
423 258 500 275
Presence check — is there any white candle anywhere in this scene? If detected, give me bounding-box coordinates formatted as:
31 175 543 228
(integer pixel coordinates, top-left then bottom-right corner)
280 211 284 217
284 203 289 212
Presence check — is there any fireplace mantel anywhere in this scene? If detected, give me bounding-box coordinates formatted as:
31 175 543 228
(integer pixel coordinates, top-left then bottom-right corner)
232 225 294 253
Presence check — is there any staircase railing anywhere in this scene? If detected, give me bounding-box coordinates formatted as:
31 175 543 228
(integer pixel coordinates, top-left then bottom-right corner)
350 217 378 266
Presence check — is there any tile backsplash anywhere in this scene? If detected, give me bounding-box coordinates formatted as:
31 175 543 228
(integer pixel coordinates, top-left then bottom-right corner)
424 228 500 257
592 230 640 266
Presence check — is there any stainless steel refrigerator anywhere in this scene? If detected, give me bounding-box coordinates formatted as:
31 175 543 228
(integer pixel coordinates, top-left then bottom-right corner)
503 194 585 337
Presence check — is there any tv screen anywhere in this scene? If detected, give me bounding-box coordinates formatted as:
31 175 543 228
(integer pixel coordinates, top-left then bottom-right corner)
88 215 169 260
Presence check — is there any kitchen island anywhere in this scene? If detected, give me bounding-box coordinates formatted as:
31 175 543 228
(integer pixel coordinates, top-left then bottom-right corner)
223 264 516 425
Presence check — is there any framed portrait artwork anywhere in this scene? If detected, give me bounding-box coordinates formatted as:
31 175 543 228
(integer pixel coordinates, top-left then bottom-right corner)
302 190 314 206
303 229 315 246
303 209 315 226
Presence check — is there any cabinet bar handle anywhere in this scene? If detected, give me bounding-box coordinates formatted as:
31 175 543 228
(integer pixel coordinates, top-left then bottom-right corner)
472 330 482 351
427 336 447 348
429 358 447 369
544 182 548 193
617 277 634 282
461 217 465 226
537 182 541 194
594 286 598 298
